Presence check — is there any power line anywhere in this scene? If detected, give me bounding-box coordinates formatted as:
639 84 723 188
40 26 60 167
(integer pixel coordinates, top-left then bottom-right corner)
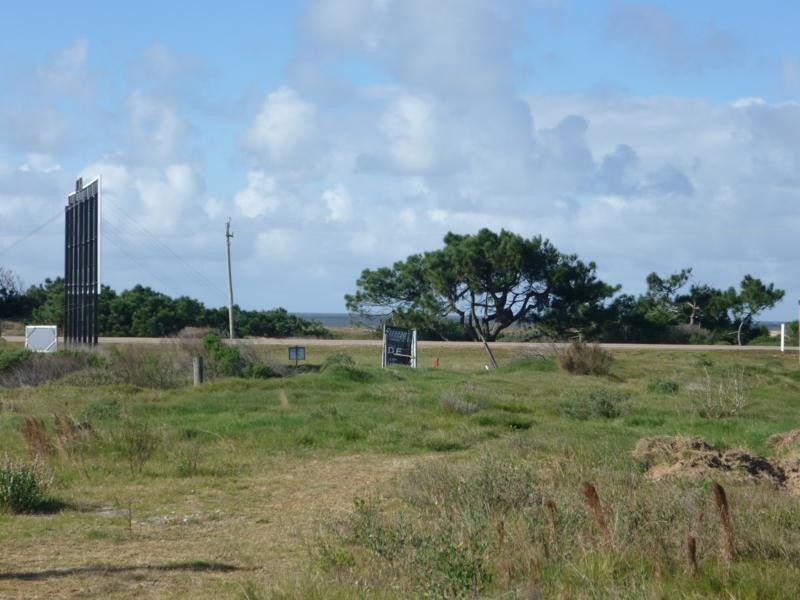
0 209 63 260
100 218 181 296
101 196 228 303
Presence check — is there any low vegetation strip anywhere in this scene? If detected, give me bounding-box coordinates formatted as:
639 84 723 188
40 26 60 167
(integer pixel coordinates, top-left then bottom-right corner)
1 344 800 597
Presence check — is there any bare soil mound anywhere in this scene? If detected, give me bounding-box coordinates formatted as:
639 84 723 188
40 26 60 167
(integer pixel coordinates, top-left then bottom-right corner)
634 435 797 492
766 428 800 453
778 453 800 494
632 436 715 467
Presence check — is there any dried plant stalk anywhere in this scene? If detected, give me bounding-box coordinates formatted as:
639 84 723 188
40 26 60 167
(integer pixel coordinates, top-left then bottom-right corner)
712 482 736 561
496 518 505 547
21 417 55 458
582 482 612 547
545 499 557 554
686 532 699 576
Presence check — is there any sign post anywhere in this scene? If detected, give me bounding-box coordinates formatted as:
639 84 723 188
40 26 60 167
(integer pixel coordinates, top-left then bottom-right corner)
289 346 306 367
382 325 417 368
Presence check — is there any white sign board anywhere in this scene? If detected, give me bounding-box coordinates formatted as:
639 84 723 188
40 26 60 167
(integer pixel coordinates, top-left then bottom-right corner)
25 326 58 353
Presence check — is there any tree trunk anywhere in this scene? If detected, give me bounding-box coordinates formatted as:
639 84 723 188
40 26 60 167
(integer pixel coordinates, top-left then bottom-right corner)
736 316 750 346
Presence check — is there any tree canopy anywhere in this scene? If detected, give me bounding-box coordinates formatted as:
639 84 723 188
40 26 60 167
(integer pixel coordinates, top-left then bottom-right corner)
0 269 329 339
346 229 618 342
346 232 787 345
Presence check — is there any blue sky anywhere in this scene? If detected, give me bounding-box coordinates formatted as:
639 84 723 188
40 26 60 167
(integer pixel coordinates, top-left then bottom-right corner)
1 1 799 319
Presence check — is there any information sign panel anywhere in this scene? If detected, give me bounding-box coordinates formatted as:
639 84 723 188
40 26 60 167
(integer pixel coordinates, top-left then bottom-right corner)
25 325 58 353
382 325 417 368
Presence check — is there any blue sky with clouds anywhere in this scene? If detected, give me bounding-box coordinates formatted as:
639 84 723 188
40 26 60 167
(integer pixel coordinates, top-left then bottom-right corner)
1 1 799 318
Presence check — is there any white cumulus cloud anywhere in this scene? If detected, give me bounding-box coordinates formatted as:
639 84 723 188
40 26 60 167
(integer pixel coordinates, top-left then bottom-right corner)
234 171 281 219
241 87 317 166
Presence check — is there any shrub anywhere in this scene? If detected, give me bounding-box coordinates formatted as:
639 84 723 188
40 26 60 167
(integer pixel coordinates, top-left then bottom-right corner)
556 342 613 375
0 458 52 513
242 362 277 379
202 333 244 377
115 421 161 474
561 388 629 420
440 391 480 415
691 367 747 418
202 335 280 380
0 350 97 388
0 347 30 373
323 353 355 370
321 352 372 382
108 345 189 389
647 378 679 394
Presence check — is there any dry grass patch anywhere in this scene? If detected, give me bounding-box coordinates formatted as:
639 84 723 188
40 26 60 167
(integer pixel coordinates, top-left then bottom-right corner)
0 453 420 599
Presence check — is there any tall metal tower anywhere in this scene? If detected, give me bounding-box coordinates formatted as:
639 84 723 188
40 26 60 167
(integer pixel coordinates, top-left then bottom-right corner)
64 177 100 346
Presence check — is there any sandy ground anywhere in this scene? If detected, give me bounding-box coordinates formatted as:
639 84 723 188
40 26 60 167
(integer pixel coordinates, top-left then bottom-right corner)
0 454 419 599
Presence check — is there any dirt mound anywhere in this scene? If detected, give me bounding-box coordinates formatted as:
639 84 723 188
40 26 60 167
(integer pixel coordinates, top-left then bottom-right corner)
766 429 800 453
776 453 800 495
632 436 715 467
634 435 788 490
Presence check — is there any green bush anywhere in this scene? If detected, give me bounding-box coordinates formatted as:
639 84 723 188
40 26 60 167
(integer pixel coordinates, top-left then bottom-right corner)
557 342 613 375
0 458 51 513
0 348 30 373
561 388 628 420
115 421 161 474
202 333 244 377
322 353 355 370
242 362 277 379
647 378 679 394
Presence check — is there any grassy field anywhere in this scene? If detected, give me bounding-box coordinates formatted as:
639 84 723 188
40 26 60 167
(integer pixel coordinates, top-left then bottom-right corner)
2 340 800 598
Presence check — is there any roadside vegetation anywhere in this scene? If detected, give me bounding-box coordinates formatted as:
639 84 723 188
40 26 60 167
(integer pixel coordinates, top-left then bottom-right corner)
2 339 800 597
0 265 329 338
2 227 787 345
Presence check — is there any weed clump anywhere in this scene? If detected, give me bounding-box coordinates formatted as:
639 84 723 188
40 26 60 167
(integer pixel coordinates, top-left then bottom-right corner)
322 352 355 370
648 378 679 394
321 352 372 382
556 342 613 375
691 367 747 418
440 391 480 415
0 458 53 513
115 421 161 474
561 388 628 420
0 347 30 373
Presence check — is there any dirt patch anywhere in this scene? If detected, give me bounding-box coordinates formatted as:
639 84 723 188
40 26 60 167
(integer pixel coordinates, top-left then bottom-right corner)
766 428 800 453
634 435 798 492
632 436 715 467
778 453 800 494
0 453 420 599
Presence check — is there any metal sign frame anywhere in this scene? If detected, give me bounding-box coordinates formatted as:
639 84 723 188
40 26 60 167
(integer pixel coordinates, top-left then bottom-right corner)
25 325 58 353
381 324 417 368
64 176 101 346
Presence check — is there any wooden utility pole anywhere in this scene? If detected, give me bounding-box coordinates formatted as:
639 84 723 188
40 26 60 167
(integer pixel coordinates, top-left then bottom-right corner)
226 218 235 340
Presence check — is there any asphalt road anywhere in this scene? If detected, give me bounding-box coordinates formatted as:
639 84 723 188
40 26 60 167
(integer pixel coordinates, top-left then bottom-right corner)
2 335 795 352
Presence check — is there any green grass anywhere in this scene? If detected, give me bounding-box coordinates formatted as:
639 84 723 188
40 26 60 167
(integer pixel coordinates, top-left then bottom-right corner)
1 345 800 597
